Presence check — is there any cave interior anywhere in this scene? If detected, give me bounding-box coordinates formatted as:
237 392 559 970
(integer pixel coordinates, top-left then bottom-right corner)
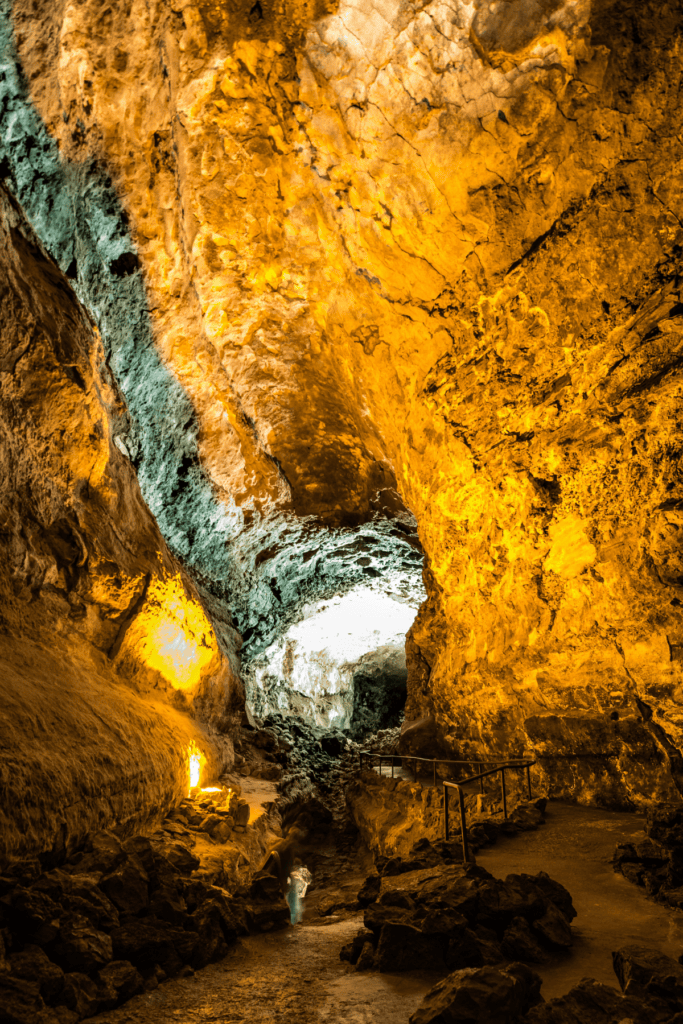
3 0 683 1021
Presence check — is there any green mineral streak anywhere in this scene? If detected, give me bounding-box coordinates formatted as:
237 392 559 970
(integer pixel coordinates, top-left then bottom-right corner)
0 2 424 660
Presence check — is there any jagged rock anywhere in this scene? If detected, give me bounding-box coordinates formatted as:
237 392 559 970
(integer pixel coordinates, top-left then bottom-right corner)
532 902 573 950
9 946 64 1003
0 974 59 1024
355 942 376 972
52 913 113 974
110 919 187 978
376 922 446 973
409 963 543 1024
525 977 653 1024
340 928 375 966
613 945 683 1009
96 961 143 1008
501 917 549 964
100 858 149 916
357 874 381 907
7 889 61 945
148 886 189 927
121 837 156 876
60 972 100 1018
72 833 125 877
162 844 200 877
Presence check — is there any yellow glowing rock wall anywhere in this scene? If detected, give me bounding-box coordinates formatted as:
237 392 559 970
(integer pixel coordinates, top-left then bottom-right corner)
0 186 239 865
9 0 683 803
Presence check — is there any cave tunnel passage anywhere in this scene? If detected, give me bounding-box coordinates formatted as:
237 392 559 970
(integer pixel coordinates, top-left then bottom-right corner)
244 581 424 737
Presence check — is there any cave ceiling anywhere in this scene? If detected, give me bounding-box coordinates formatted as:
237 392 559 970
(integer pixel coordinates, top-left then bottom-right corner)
1 0 683 807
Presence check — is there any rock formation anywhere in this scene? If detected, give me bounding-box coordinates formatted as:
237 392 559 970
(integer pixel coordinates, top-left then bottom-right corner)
0 0 683 868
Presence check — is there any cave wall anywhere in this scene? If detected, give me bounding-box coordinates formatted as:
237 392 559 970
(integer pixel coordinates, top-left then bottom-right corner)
1 0 683 807
0 186 243 867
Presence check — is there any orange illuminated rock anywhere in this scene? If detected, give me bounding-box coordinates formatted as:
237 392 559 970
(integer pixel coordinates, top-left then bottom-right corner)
3 0 683 807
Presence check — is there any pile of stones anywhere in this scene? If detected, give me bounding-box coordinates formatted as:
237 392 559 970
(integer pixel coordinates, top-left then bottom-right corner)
341 838 576 973
0 826 289 1023
410 944 683 1024
613 803 683 908
164 786 251 846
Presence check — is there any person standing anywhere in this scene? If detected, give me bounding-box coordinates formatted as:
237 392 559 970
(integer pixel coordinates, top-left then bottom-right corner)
286 859 312 924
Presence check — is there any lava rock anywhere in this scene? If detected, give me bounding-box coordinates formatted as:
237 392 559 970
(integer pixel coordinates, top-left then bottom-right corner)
162 843 200 876
0 973 60 1024
72 832 125 876
100 857 149 916
9 946 64 1003
376 922 446 973
96 961 143 1007
340 927 375 965
613 944 683 1009
52 913 113 974
525 977 652 1024
532 902 573 949
8 888 61 945
355 942 376 971
110 919 186 977
60 972 100 1018
409 963 543 1024
357 873 381 907
501 917 548 964
148 886 189 927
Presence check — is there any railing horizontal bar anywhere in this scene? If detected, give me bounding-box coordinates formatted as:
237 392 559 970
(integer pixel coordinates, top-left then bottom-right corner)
359 750 534 769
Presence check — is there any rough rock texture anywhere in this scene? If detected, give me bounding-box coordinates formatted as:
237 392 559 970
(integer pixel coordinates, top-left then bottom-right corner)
0 185 242 866
1 0 683 803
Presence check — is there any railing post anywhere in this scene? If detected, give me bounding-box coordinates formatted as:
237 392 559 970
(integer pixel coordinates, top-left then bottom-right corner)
479 763 484 795
501 768 507 819
444 783 449 841
414 759 417 783
526 762 532 800
458 785 469 864
433 760 436 787
391 757 394 779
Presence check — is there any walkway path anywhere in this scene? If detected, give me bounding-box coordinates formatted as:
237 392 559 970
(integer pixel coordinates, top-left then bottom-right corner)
478 800 683 998
89 802 683 1023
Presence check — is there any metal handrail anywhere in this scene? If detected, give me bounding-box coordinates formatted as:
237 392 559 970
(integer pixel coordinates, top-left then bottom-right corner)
359 749 534 794
358 749 536 864
444 760 536 863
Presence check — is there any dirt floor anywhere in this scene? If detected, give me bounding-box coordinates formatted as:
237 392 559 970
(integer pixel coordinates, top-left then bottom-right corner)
89 801 683 1023
478 800 683 999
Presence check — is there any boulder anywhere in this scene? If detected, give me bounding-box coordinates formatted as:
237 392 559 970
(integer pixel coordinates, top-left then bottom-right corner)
355 942 376 971
409 963 543 1024
52 913 113 974
525 977 652 1024
8 889 61 945
199 814 223 835
149 885 189 927
9 946 64 1003
96 961 143 1008
73 832 125 876
121 836 156 875
162 843 200 876
100 857 149 916
501 917 548 964
532 902 573 949
357 874 381 907
110 919 187 977
340 927 375 965
211 821 232 843
0 974 56 1024
60 972 100 1018
376 922 446 973
613 945 683 1008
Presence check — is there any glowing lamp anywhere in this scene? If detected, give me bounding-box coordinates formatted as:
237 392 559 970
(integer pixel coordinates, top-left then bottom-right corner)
187 741 203 793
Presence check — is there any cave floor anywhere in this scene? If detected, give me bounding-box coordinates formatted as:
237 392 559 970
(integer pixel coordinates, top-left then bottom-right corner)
478 800 683 998
88 886 436 1024
89 801 683 1023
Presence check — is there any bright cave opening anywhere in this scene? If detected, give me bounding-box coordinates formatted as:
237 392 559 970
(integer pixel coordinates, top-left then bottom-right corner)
246 583 424 737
